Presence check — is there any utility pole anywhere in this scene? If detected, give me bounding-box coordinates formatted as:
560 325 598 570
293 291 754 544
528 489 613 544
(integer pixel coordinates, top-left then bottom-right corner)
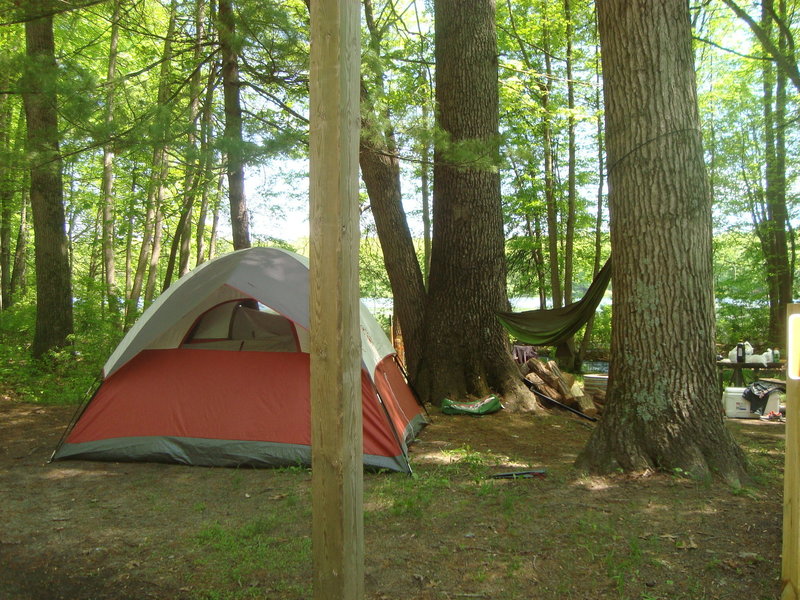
308 1 363 599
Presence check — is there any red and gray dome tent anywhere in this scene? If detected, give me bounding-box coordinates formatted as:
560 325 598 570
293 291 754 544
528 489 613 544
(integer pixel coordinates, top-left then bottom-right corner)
52 247 427 473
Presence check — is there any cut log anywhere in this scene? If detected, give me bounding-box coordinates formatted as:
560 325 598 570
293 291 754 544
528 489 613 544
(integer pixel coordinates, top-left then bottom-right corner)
524 373 561 402
546 361 574 400
576 394 598 417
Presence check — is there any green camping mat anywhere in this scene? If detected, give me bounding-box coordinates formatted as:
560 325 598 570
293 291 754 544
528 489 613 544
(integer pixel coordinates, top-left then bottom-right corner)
441 395 503 416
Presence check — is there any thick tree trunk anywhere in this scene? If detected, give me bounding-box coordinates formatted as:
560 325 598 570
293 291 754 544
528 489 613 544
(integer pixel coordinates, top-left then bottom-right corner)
22 12 73 357
576 0 748 484
218 0 250 250
415 0 538 411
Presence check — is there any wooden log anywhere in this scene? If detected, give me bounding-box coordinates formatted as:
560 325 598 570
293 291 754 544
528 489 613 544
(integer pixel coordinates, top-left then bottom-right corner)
576 395 598 417
547 361 574 400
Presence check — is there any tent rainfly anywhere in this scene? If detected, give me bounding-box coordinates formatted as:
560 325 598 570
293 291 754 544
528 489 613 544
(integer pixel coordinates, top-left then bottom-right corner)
52 247 427 472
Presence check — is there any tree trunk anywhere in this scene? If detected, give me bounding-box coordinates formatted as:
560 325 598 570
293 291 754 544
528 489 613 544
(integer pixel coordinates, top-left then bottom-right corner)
524 212 548 311
542 45 561 309
163 0 207 291
420 99 432 284
195 53 220 267
576 0 748 484
125 2 176 326
360 0 426 375
578 28 606 365
359 134 426 375
22 12 73 357
0 94 23 310
761 0 792 346
9 193 29 303
100 0 122 324
144 204 164 306
415 0 538 411
563 0 576 306
218 0 250 249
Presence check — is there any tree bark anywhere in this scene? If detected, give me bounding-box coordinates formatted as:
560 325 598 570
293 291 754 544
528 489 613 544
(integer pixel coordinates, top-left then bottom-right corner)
563 0 576 306
100 0 122 324
163 0 207 291
576 0 748 484
9 192 28 303
125 2 176 326
541 44 561 309
0 91 23 310
218 0 250 249
759 0 792 346
415 0 538 411
22 11 73 357
360 0 426 376
578 26 606 365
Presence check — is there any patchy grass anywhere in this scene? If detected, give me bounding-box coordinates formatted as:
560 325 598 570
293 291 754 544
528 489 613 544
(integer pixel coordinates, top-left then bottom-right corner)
0 401 784 600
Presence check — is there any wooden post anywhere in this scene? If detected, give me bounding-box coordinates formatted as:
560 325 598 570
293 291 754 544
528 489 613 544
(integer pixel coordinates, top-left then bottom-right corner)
308 1 363 600
783 304 800 600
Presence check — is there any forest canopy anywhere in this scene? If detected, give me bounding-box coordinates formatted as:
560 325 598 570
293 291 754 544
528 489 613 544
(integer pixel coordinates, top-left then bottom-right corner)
0 0 797 402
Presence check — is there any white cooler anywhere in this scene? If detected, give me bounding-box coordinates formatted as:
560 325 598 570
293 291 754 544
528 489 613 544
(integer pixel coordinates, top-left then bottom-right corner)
722 387 780 418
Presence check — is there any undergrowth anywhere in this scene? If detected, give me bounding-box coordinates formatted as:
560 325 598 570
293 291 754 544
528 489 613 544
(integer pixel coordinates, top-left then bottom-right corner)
0 301 122 405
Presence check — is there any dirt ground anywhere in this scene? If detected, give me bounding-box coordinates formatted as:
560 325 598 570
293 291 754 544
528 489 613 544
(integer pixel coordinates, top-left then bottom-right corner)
0 398 786 600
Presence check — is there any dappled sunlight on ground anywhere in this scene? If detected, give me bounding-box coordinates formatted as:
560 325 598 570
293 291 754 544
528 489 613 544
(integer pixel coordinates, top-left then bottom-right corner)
0 398 786 600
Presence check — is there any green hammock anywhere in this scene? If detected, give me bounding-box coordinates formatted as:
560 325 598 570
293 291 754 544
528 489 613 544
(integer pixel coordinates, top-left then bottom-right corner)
497 257 612 346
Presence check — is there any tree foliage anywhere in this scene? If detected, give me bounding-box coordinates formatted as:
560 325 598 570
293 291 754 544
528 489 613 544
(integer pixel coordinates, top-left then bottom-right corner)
0 0 795 412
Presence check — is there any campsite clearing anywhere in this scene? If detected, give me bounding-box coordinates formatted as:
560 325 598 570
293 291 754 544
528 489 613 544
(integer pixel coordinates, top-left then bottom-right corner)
0 397 784 600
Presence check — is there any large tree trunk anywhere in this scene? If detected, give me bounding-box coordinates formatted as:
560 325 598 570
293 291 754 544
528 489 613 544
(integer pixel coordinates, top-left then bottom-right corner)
576 0 748 484
218 0 250 250
22 12 73 357
415 0 537 411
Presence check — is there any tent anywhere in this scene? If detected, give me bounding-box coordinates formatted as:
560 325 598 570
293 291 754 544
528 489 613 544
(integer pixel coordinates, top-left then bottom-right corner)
52 247 427 473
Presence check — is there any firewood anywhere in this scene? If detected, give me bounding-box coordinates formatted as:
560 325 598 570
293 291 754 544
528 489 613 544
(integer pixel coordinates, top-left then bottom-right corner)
524 372 545 387
576 394 598 417
546 361 574 400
